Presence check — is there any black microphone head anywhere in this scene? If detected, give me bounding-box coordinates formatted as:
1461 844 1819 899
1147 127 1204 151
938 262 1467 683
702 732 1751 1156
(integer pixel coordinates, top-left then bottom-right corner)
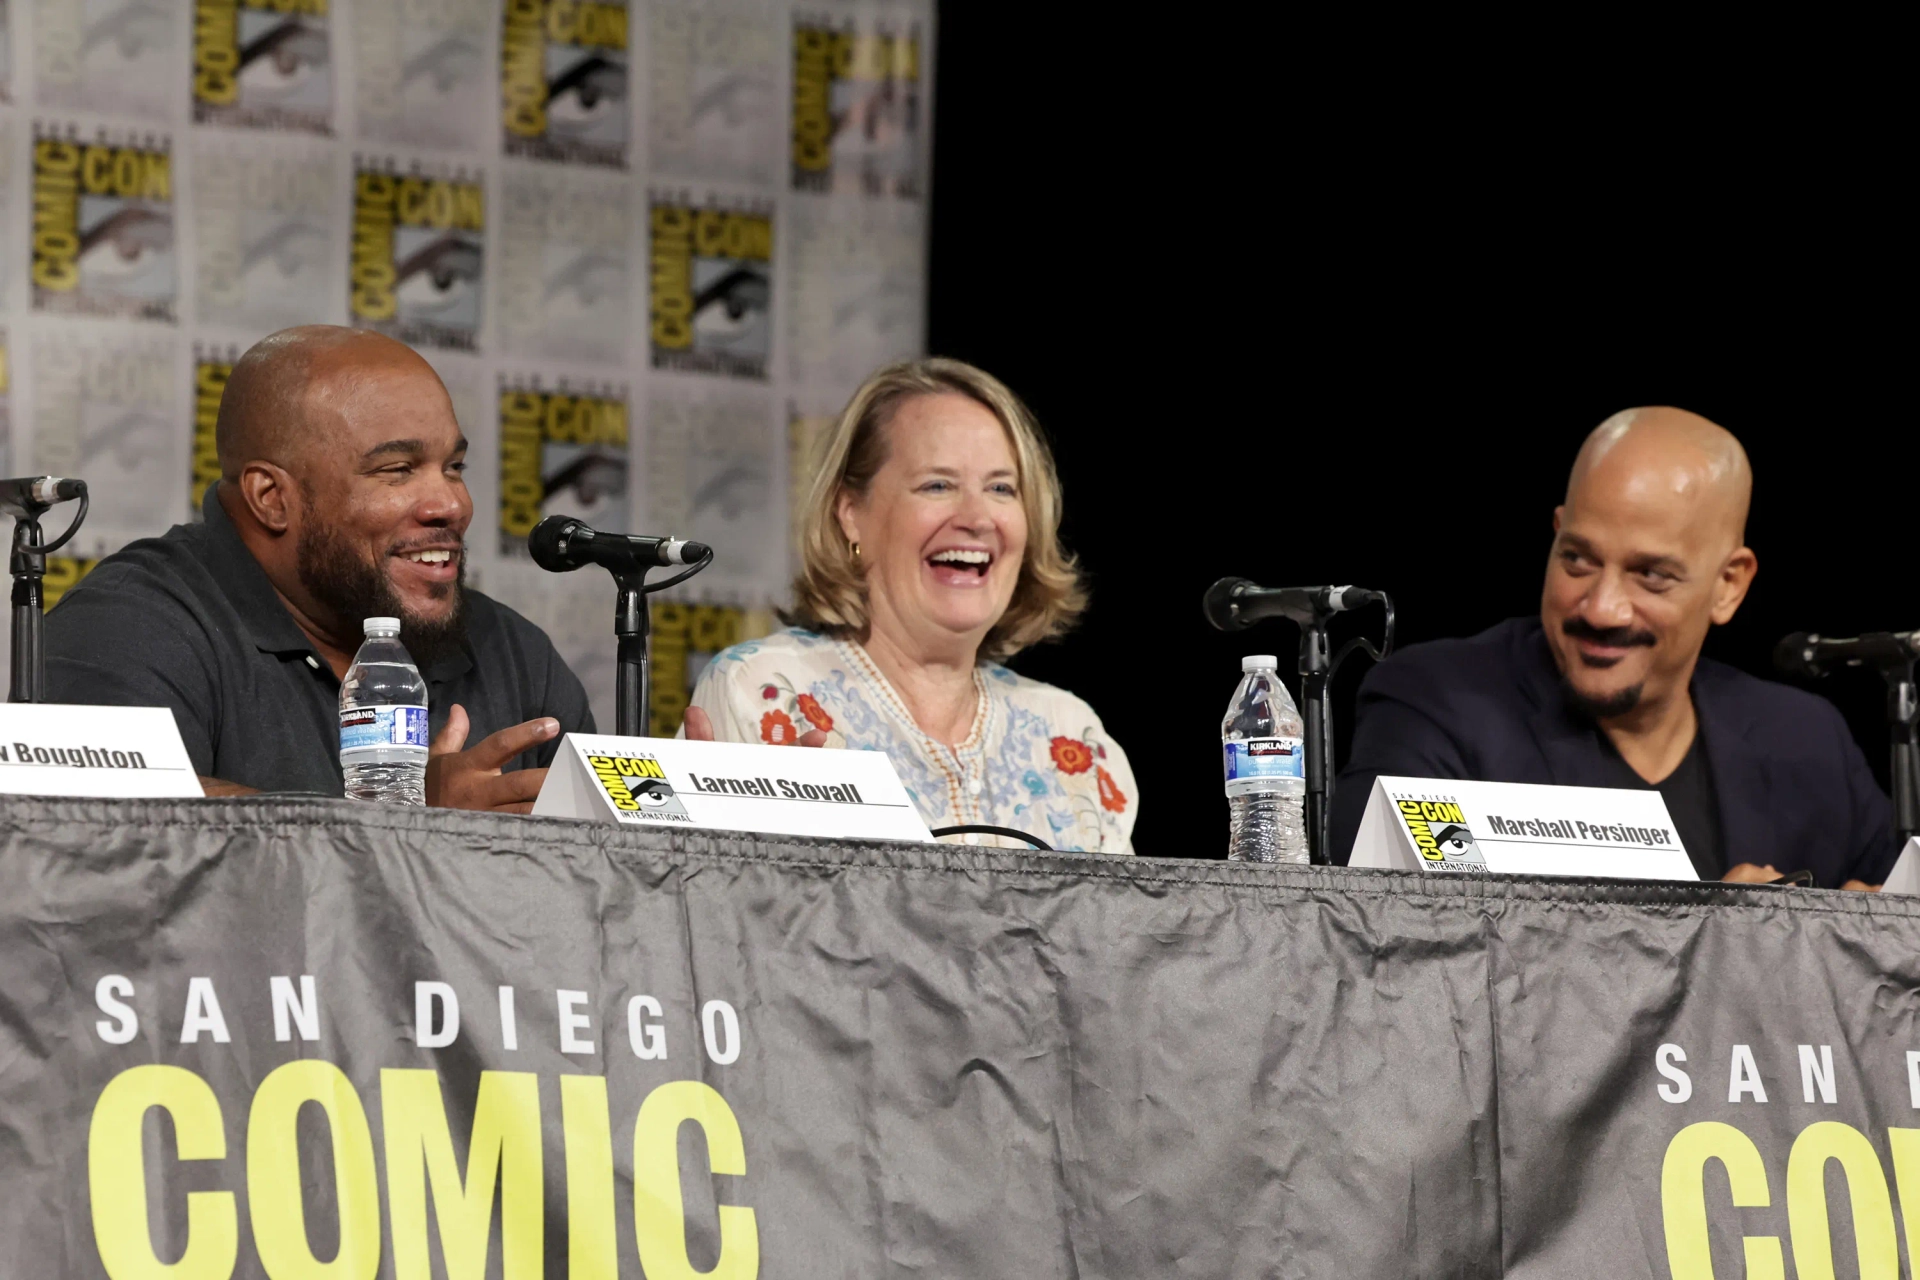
528 515 589 572
1203 577 1254 631
1774 632 1821 679
675 540 713 565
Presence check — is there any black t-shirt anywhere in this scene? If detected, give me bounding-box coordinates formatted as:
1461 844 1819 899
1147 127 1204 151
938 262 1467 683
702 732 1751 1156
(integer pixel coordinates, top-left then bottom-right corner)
1596 728 1726 880
44 488 595 794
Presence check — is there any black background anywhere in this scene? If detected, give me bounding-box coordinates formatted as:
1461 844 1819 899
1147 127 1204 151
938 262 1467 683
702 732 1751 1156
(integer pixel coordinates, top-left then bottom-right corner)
925 16 1911 857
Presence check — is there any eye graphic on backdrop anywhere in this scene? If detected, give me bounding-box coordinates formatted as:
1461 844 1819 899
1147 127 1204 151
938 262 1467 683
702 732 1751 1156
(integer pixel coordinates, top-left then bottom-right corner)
402 36 483 93
394 235 481 317
80 1 169 61
547 56 628 139
542 452 627 513
82 411 171 470
241 219 328 282
692 266 770 344
78 207 174 295
691 72 775 128
238 23 330 102
693 465 768 522
544 252 625 315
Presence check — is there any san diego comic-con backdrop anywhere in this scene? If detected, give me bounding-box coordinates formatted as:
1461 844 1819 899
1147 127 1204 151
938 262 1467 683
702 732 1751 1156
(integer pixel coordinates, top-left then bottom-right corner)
0 0 933 733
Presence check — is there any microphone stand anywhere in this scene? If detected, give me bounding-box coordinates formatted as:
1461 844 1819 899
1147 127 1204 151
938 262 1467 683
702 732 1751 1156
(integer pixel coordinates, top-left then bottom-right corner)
1299 615 1335 865
613 570 650 739
9 516 47 703
5 482 87 703
1203 582 1394 865
1888 662 1919 846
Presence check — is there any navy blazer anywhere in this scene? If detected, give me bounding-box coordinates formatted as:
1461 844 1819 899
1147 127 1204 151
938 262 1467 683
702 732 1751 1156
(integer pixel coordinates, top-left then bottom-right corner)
1330 617 1899 887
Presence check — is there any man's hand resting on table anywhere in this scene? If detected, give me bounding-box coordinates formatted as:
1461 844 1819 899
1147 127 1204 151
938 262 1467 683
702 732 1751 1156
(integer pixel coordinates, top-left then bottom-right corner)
1722 862 1880 892
427 704 560 813
682 705 827 747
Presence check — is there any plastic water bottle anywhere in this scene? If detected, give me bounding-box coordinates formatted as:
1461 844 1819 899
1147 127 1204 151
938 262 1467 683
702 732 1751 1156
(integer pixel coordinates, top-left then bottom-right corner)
339 617 429 805
1223 655 1309 863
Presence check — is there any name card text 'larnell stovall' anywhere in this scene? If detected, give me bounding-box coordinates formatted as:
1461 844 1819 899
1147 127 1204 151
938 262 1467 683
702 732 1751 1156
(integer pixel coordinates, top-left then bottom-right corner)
1349 775 1697 880
0 704 203 798
533 733 932 842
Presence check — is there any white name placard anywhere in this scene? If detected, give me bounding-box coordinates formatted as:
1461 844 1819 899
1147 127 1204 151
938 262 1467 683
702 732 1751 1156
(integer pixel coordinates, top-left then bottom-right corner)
1350 775 1697 880
533 733 933 842
0 704 203 798
1879 839 1920 894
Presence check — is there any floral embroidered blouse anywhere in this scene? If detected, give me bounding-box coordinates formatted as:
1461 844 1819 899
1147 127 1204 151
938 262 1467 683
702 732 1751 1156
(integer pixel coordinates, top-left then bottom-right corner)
685 627 1137 854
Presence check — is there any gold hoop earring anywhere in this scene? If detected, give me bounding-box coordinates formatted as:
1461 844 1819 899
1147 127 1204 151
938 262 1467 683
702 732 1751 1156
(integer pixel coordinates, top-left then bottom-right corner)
850 541 862 561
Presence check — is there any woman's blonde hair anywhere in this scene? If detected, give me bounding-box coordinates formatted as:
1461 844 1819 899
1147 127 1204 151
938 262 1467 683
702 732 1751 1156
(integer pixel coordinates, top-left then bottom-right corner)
787 357 1087 661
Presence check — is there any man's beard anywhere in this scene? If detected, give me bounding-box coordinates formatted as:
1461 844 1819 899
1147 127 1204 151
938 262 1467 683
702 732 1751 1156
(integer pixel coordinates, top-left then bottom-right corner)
1562 677 1644 721
296 519 468 669
1558 617 1655 720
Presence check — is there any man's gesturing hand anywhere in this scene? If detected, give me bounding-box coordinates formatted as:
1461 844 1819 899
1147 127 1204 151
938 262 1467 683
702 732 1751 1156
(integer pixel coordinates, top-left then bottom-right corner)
427 704 560 813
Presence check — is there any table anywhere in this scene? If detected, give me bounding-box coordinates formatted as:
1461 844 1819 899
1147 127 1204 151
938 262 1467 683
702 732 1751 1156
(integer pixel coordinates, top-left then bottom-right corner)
3 795 1918 1278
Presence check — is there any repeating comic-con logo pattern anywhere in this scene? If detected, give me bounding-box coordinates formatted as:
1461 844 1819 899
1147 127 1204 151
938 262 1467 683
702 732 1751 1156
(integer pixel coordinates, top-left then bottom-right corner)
189 346 239 520
192 0 334 134
501 0 630 168
792 16 922 198
498 378 630 558
30 125 176 323
649 197 772 380
349 157 485 351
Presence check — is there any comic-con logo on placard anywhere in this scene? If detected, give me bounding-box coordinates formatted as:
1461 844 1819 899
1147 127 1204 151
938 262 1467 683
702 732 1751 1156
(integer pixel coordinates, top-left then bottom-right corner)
30 124 175 323
191 0 333 134
1394 796 1488 872
189 345 238 520
501 0 629 168
498 378 629 558
649 196 771 379
791 17 922 198
588 751 691 823
349 157 484 352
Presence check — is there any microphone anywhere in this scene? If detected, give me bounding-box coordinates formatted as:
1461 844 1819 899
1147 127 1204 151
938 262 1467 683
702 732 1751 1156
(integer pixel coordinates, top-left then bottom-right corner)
0 476 87 519
527 515 710 575
1775 630 1920 678
1204 577 1384 631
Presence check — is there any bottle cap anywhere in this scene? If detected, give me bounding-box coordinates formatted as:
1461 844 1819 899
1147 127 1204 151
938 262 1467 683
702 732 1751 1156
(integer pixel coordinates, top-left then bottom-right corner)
1241 655 1278 672
363 616 401 635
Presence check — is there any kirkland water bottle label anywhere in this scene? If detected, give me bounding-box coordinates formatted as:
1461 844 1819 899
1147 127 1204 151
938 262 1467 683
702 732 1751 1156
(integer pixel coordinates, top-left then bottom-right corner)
1224 737 1305 782
339 705 429 754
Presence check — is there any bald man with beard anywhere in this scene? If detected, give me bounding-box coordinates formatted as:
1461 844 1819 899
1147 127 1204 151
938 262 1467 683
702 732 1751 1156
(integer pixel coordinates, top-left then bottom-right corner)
1331 407 1898 889
45 325 594 808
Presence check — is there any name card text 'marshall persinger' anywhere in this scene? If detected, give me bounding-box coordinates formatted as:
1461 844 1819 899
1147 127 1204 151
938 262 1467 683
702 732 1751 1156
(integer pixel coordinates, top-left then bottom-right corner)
1485 815 1677 846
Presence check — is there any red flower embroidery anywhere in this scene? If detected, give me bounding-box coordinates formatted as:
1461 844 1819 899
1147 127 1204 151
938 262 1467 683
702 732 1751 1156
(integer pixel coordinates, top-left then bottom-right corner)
1098 767 1127 813
761 710 796 744
1050 736 1093 775
761 684 779 700
796 693 834 731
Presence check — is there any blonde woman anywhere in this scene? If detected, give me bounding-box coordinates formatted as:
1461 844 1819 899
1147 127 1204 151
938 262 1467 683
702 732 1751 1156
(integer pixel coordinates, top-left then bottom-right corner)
683 357 1136 853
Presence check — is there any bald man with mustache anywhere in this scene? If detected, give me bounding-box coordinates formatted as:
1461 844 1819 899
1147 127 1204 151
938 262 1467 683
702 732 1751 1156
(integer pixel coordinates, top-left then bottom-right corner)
1331 407 1898 889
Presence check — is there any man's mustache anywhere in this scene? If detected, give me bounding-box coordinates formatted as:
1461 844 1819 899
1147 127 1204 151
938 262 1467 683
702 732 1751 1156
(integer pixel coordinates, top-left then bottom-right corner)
1562 617 1656 648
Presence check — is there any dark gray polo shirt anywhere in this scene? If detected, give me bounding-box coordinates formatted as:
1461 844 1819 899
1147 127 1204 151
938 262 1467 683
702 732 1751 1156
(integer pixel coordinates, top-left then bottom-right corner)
44 489 594 794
